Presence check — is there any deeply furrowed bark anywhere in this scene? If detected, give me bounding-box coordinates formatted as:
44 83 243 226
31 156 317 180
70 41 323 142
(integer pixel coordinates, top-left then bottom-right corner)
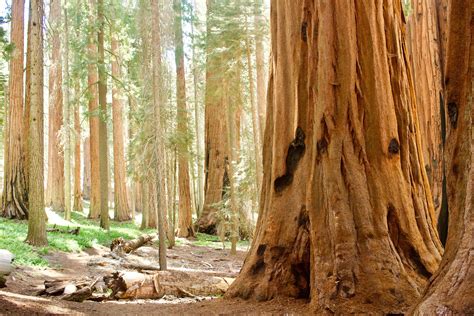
2 0 28 220
406 0 445 222
227 1 443 314
412 1 473 314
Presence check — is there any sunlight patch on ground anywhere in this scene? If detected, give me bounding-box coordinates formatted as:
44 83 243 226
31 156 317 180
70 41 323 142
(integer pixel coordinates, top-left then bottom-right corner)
46 208 74 226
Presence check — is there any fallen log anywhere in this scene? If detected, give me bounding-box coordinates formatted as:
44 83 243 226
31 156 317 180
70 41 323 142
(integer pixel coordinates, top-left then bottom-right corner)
46 225 81 235
40 279 89 296
62 287 93 302
104 270 234 300
110 234 155 254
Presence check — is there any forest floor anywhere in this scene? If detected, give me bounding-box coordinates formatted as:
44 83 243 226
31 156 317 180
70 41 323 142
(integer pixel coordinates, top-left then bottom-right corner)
0 210 309 315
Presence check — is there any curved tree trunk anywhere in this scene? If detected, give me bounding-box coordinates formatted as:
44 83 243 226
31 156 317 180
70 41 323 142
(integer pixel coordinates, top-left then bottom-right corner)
406 0 445 221
48 0 65 213
412 1 473 314
174 0 194 238
2 0 28 219
227 1 443 314
111 36 131 222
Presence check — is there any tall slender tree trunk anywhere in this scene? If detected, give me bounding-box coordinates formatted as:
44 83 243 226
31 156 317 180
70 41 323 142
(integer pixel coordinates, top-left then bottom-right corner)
225 80 239 255
83 136 91 201
63 5 72 220
2 0 28 219
111 35 131 222
190 0 204 219
197 0 230 234
73 83 82 212
245 34 263 199
254 0 266 142
151 0 167 270
26 0 47 246
227 2 443 314
140 180 149 230
87 0 100 219
406 0 444 222
23 4 32 202
97 0 109 230
413 1 473 314
174 0 194 238
48 0 65 212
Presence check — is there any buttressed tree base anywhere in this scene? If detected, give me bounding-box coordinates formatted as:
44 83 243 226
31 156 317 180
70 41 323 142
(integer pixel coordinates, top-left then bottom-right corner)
227 1 445 314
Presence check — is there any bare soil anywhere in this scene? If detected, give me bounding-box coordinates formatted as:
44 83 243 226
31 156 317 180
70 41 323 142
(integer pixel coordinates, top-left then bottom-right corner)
0 239 309 315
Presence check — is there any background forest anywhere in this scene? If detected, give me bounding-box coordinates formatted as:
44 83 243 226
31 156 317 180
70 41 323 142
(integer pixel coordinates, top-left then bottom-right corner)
0 0 269 250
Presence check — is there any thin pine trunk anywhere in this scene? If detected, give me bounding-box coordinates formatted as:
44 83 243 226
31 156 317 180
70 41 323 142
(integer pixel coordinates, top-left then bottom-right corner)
63 4 72 220
73 83 82 212
245 34 262 201
190 0 203 219
97 0 109 230
87 0 100 219
254 0 265 142
151 0 167 271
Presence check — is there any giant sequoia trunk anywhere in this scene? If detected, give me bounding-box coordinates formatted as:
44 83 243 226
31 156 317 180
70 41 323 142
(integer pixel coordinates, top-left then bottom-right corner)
413 1 473 314
111 36 131 222
197 0 230 234
174 0 194 238
2 0 28 219
406 0 445 221
47 0 65 212
227 1 443 314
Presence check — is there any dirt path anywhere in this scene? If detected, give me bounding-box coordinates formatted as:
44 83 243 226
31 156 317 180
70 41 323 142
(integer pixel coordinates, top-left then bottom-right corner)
1 240 309 315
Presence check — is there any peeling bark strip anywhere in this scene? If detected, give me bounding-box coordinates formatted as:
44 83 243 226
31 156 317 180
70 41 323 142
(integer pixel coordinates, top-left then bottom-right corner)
228 1 442 314
274 127 305 193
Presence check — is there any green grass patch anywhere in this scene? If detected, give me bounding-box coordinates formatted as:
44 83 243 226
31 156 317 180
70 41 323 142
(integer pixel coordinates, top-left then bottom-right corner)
0 211 154 268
